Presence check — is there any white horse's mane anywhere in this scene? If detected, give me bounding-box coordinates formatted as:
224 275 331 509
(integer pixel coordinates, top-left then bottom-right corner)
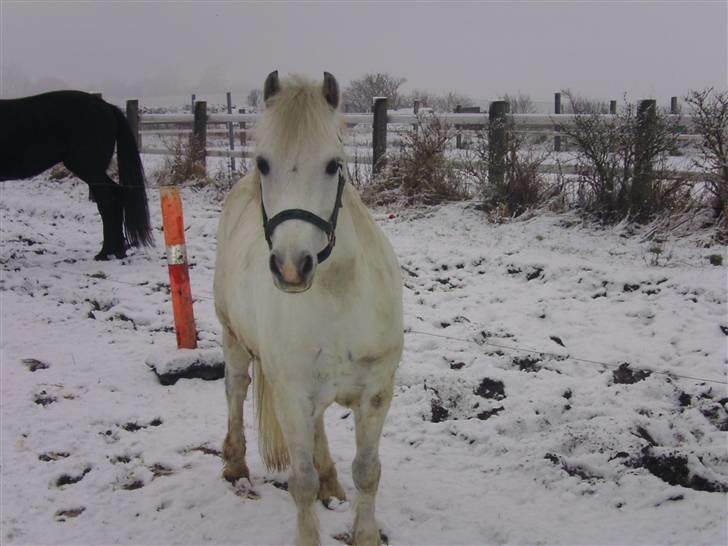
255 75 343 157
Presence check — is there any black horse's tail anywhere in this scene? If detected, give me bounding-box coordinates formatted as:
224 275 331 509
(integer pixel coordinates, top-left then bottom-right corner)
111 104 154 248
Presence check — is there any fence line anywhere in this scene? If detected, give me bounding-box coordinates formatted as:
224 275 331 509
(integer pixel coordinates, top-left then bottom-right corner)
125 96 703 184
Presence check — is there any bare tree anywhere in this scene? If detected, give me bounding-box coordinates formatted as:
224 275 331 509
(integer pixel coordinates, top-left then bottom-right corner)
405 90 474 112
684 87 728 217
501 92 536 114
562 88 610 114
343 73 407 112
247 88 262 110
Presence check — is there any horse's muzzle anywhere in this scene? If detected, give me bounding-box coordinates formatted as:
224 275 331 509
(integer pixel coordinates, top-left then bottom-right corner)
269 251 316 293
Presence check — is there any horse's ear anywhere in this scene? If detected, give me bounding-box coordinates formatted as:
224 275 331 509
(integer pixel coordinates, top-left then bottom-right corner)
323 72 339 110
264 70 280 105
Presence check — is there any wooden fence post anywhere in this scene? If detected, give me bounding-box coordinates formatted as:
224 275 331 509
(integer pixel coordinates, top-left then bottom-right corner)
455 104 463 149
610 100 617 115
238 108 247 147
126 99 140 148
554 92 562 152
488 100 509 187
191 94 196 113
413 100 420 114
632 99 657 221
192 100 207 173
670 96 679 114
372 97 388 175
226 91 236 173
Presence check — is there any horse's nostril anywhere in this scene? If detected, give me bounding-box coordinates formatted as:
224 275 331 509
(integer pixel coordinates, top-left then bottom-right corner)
300 254 314 278
269 253 282 278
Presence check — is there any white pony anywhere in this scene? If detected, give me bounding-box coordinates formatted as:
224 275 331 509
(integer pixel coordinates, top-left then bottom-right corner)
214 71 403 546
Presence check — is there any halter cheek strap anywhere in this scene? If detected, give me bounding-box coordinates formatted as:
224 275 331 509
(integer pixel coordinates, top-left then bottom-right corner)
261 163 346 264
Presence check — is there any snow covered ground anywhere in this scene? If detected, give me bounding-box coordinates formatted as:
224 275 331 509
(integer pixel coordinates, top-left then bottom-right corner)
1 160 726 545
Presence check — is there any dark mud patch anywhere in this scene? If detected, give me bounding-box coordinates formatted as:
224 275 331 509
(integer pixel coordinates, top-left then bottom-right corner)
55 507 85 521
39 451 70 462
612 363 651 384
633 450 727 493
333 530 389 545
56 467 91 487
34 391 58 406
474 378 506 400
23 358 50 372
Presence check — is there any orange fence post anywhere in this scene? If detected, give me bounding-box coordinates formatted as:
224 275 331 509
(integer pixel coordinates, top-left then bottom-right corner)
160 185 197 349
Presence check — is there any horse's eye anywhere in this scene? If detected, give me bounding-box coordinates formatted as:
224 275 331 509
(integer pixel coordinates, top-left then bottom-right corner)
257 157 270 176
325 160 339 176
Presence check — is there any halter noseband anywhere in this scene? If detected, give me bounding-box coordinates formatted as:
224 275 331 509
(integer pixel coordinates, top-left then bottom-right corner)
261 163 346 264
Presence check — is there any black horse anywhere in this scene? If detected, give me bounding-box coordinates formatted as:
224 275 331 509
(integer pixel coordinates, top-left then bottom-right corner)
0 90 153 260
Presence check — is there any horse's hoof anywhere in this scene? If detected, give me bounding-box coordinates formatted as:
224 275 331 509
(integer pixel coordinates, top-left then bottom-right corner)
94 252 110 261
322 497 350 512
114 250 127 259
222 464 250 483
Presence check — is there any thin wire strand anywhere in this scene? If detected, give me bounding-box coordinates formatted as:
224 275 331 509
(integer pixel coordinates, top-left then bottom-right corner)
407 328 727 386
9 239 726 386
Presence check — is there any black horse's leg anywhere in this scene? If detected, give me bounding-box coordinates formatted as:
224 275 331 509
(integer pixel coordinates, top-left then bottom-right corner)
92 177 126 260
84 177 126 261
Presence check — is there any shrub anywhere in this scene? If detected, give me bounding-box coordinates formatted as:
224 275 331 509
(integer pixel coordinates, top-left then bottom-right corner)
559 93 684 223
463 116 552 218
684 87 728 219
362 113 469 206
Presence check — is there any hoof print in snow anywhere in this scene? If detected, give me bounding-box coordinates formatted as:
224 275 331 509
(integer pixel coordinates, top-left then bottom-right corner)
720 325 728 336
55 467 91 488
476 406 504 420
526 267 544 281
34 391 57 406
474 378 506 400
39 451 70 462
513 356 542 373
612 363 651 384
549 336 566 347
545 453 601 483
55 507 85 521
145 348 224 386
120 418 162 432
264 478 288 491
181 445 222 458
333 530 389 545
23 358 50 372
149 463 175 478
430 398 450 423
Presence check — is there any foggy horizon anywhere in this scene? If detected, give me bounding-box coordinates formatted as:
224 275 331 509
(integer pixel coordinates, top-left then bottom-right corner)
1 1 726 107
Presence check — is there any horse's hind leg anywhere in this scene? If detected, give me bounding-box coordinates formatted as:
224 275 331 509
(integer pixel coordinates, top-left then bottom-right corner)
314 415 346 506
221 327 252 482
92 176 126 260
351 385 394 546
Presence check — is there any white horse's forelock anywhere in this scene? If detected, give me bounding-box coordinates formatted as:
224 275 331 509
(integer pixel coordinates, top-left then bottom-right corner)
255 75 343 157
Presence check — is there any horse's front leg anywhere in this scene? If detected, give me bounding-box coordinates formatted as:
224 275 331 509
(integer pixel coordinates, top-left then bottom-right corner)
352 385 393 546
221 327 252 482
314 414 346 506
274 392 320 546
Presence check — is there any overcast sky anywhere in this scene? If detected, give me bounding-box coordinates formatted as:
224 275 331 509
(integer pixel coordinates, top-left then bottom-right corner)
1 1 726 105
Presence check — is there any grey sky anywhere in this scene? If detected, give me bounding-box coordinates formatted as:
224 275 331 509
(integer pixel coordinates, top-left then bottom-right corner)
1 0 726 105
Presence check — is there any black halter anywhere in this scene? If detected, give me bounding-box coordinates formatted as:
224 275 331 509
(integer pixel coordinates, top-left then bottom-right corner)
261 163 346 264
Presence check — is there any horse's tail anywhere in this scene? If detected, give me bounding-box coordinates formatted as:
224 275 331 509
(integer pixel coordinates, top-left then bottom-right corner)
110 104 154 248
253 358 290 472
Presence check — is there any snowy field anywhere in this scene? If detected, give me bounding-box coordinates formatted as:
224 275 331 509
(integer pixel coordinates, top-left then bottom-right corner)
1 157 727 546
